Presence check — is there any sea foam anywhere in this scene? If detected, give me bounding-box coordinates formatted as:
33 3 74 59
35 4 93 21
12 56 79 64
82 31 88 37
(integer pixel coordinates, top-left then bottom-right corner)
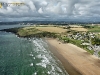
31 38 68 75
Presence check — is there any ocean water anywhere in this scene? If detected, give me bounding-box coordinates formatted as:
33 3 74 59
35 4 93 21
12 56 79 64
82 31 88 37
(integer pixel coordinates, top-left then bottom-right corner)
0 25 68 75
0 24 25 30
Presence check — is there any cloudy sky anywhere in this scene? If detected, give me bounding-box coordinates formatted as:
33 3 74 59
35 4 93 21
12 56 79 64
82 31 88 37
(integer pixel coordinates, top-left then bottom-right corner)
0 0 100 22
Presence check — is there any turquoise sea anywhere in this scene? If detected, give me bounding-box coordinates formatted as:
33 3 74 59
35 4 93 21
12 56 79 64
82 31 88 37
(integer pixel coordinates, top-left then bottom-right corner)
0 25 68 75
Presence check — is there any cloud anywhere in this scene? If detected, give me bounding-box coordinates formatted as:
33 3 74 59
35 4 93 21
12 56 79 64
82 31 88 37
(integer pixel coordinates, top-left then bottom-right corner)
0 0 100 21
38 7 43 14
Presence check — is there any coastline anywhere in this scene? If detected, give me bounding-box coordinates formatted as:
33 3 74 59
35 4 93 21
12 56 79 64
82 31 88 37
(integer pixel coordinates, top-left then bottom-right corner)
2 26 100 75
46 38 82 75
46 38 100 75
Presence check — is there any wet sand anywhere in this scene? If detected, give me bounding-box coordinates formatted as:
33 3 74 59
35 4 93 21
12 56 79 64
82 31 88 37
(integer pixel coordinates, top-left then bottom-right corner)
46 38 100 75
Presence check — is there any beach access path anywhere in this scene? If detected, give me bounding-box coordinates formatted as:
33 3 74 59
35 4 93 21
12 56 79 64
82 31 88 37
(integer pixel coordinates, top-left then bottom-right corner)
47 38 100 75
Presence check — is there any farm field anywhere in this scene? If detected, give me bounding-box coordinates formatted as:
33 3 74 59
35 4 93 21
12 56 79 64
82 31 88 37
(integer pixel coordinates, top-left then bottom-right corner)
70 28 88 31
36 27 67 33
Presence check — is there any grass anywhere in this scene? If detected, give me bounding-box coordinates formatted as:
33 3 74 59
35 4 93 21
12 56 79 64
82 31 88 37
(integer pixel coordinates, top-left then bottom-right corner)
60 36 94 55
99 51 100 55
17 27 41 37
67 25 88 31
84 25 100 32
70 28 88 31
86 26 100 32
36 27 67 33
85 48 94 55
4 26 58 38
61 36 82 45
82 25 100 32
17 26 67 37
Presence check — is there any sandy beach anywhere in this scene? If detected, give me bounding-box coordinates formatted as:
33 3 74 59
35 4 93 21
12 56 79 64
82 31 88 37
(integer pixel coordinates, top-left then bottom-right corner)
46 38 100 75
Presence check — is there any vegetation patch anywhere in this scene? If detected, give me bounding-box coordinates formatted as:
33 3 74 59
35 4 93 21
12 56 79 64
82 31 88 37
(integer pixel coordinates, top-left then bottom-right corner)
1 26 58 38
87 26 100 32
70 28 88 31
98 51 100 57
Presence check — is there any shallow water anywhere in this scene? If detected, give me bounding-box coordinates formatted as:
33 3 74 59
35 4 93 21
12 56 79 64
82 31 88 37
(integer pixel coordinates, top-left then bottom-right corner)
0 31 68 75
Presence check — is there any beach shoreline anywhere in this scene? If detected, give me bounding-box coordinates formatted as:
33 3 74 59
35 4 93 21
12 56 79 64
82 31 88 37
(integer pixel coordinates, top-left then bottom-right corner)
46 38 100 75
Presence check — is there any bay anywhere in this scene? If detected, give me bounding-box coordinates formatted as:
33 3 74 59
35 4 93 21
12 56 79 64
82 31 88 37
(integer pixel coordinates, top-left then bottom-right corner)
0 25 69 75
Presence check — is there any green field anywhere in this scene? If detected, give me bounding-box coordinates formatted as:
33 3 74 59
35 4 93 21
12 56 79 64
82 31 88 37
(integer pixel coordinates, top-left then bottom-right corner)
84 25 100 32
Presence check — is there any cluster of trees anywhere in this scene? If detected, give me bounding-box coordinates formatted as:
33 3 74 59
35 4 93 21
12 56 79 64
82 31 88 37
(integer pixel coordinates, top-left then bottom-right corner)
83 26 95 29
14 31 58 38
59 36 82 46
32 32 57 38
91 38 100 45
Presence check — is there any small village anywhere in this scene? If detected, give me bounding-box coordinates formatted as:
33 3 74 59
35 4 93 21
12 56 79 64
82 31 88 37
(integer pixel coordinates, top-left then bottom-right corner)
68 32 100 57
62 25 100 57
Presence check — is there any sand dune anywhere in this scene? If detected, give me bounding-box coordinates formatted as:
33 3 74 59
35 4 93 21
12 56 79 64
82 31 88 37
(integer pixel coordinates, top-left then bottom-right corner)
47 39 100 75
